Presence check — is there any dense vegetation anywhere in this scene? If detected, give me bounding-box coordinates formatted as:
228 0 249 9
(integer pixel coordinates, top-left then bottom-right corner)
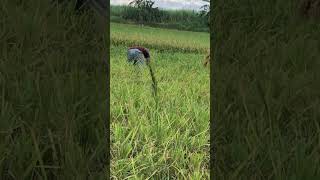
0 0 107 178
111 23 210 178
212 0 320 178
111 5 209 32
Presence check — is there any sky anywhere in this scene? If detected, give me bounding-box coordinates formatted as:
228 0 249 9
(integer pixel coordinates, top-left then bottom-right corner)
110 0 209 11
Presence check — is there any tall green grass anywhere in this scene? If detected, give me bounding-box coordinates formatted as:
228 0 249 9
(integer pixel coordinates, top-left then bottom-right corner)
0 0 107 179
111 24 210 178
212 0 320 179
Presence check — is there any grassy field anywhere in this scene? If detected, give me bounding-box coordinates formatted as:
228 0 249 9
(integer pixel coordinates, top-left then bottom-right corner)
5 0 320 179
111 23 210 178
111 23 209 54
212 0 320 179
0 1 107 179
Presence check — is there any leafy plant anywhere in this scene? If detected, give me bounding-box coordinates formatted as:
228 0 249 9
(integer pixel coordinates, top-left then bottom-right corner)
122 0 165 23
199 0 210 26
129 0 156 9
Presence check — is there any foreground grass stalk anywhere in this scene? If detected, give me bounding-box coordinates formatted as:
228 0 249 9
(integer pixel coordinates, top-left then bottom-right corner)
146 62 158 101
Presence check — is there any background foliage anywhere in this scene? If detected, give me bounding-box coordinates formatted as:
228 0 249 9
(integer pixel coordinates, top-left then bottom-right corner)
111 0 209 32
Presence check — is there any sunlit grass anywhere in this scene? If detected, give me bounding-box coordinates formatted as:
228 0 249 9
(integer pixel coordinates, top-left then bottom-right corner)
111 23 209 54
111 28 210 178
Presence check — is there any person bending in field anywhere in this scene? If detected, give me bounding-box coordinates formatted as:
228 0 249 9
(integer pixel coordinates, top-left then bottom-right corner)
127 46 151 65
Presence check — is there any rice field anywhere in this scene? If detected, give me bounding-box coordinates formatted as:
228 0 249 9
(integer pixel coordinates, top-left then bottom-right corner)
110 23 210 179
111 23 209 53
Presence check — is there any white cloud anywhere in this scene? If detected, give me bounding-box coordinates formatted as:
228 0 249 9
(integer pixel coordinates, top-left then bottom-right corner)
110 0 130 5
110 0 209 11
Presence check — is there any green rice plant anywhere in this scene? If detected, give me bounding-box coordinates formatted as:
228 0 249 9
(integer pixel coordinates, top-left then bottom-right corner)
212 0 320 179
111 23 209 54
146 61 158 101
0 0 107 178
110 23 210 178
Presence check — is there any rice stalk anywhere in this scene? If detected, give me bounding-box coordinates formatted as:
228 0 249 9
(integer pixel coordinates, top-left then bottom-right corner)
146 61 158 104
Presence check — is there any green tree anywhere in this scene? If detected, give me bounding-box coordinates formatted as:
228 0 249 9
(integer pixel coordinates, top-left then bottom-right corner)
129 0 156 9
125 0 163 23
199 0 210 26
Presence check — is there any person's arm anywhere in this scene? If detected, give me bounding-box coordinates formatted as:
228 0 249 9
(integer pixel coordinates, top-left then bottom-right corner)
146 57 150 64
